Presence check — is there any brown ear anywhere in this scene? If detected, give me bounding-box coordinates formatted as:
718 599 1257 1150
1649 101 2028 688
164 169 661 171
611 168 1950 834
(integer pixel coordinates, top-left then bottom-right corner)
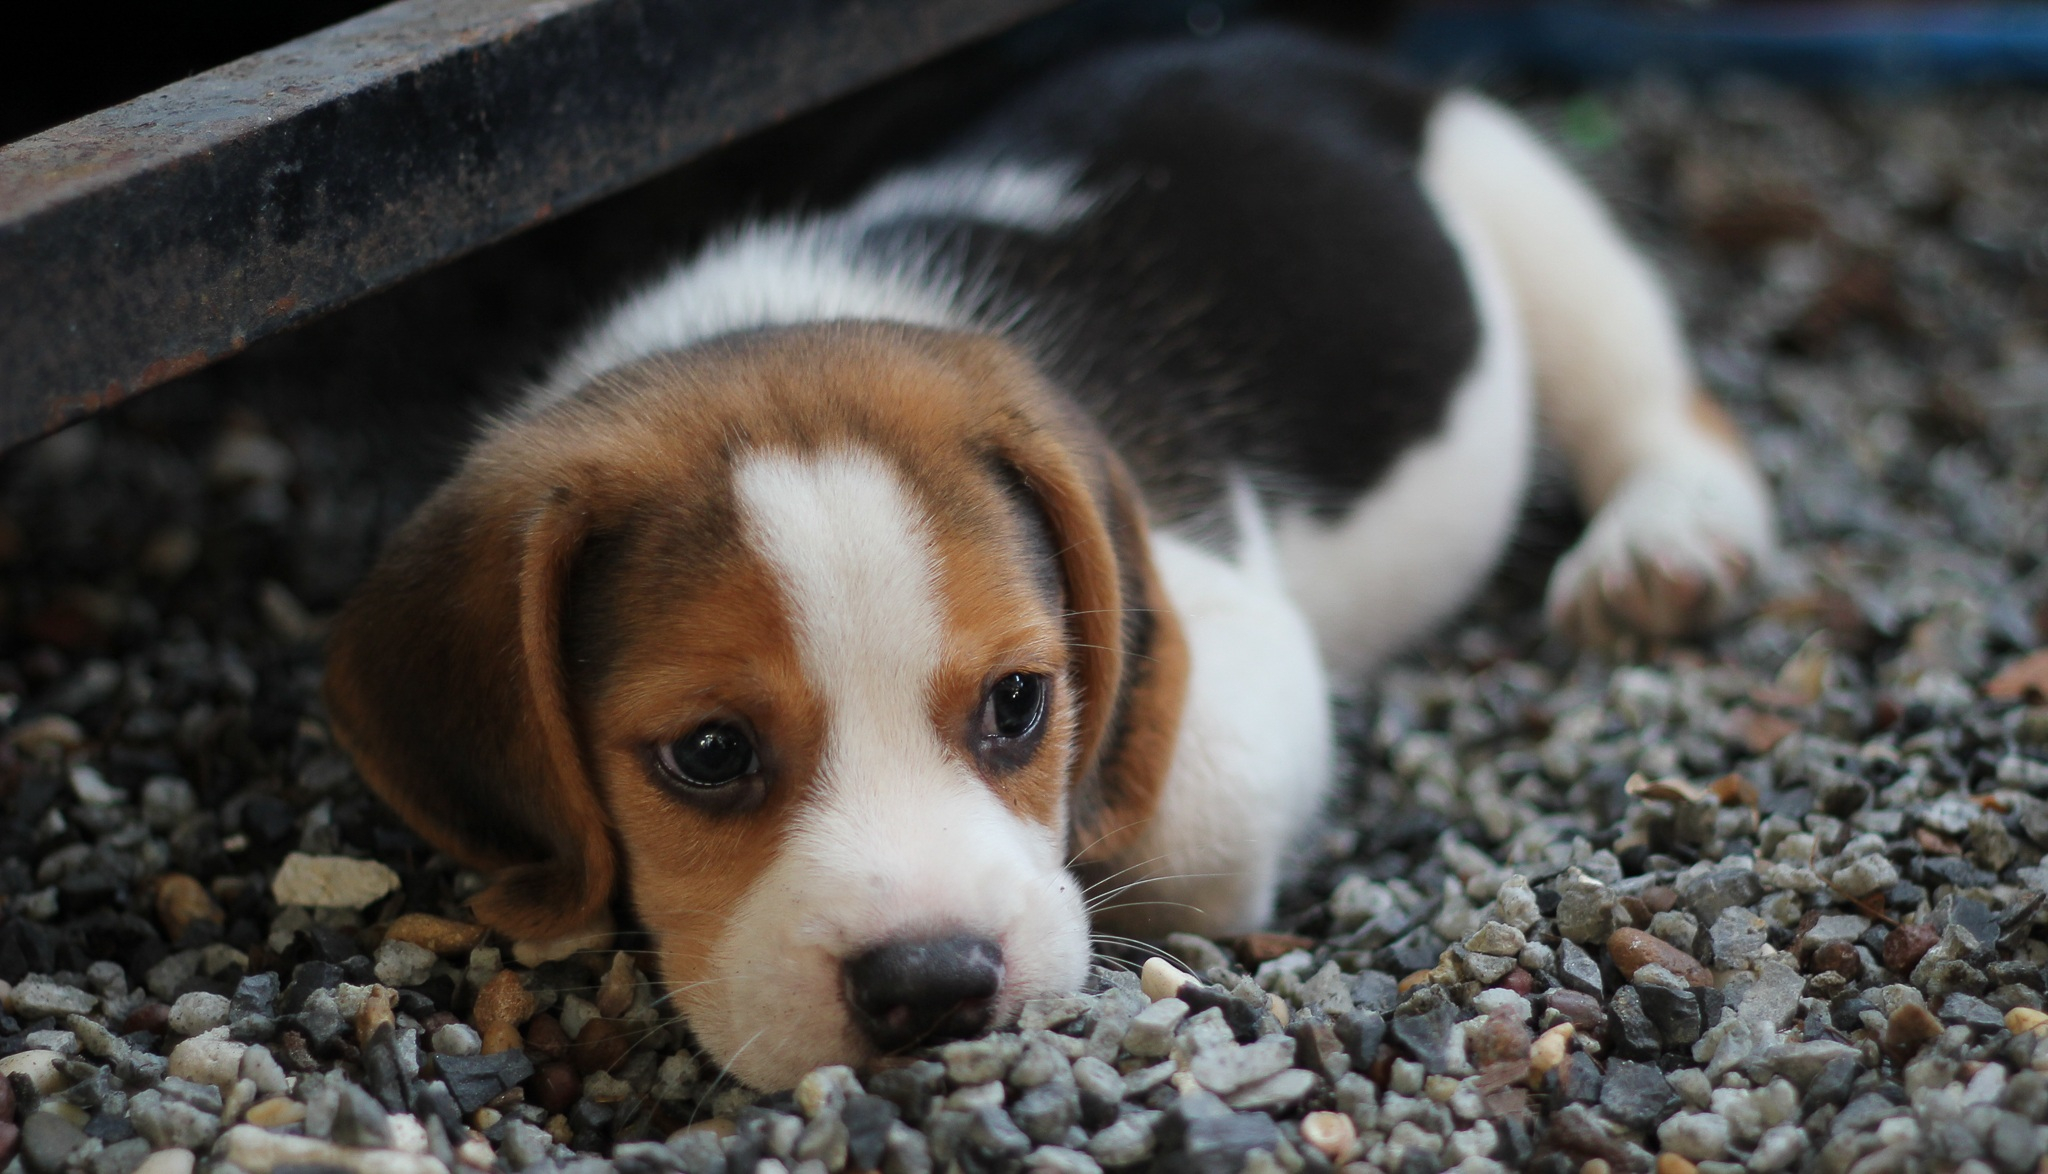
994 412 1189 867
323 449 617 941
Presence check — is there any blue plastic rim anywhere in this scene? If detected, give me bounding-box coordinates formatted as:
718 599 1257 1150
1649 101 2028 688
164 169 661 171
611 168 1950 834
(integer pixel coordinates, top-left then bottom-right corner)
1398 1 2048 86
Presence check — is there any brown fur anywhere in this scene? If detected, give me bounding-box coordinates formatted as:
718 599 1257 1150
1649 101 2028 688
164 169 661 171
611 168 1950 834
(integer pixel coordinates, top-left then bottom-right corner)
325 323 1191 966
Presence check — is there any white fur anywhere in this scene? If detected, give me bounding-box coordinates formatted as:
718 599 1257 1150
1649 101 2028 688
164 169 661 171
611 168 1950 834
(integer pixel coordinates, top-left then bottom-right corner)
532 162 1094 409
1419 93 1776 638
1272 189 1534 681
1102 482 1334 938
706 448 1088 1089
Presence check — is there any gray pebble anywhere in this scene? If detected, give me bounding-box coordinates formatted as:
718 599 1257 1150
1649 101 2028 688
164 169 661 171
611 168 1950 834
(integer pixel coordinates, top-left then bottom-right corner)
20 1110 88 1174
127 1088 222 1151
1085 1111 1160 1167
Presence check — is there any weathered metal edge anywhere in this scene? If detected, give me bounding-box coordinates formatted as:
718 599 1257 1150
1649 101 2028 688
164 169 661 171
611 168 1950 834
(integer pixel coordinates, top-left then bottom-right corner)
0 0 1072 448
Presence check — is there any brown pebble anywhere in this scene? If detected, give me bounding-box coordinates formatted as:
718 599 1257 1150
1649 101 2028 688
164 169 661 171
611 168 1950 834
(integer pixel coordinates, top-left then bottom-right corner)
244 1097 307 1127
1707 773 1759 807
1883 1003 1942 1060
154 873 224 944
1813 941 1863 980
277 1030 321 1072
1642 887 1678 915
1470 1011 1534 1067
1913 828 1961 856
1882 923 1940 974
524 1013 571 1062
420 1012 458 1036
0 1121 17 1168
528 1061 582 1113
569 1017 632 1074
471 968 538 1052
1234 932 1315 964
385 913 488 957
0 1077 14 1123
1607 929 1712 987
1499 968 1533 995
1619 896 1652 928
1544 990 1608 1036
1656 1154 1698 1174
355 987 397 1045
1398 968 1436 994
121 1003 171 1036
481 1022 525 1057
595 952 637 1019
546 1114 574 1145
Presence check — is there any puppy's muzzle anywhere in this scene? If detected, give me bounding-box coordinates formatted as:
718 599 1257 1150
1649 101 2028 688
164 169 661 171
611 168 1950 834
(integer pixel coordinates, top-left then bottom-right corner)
843 933 1005 1051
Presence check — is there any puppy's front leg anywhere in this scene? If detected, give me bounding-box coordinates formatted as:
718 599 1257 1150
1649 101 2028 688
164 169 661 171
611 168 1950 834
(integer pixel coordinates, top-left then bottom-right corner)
1423 94 1776 650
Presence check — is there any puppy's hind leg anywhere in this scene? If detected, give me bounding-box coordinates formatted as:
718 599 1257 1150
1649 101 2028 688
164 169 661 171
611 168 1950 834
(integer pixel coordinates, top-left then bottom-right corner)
1420 94 1776 651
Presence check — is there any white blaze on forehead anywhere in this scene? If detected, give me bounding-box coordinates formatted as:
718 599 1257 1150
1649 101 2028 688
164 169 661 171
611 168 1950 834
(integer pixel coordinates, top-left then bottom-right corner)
734 447 947 743
703 446 1091 1088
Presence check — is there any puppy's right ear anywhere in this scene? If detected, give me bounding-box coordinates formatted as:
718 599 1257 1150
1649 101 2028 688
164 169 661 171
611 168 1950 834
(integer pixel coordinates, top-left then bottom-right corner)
323 447 617 942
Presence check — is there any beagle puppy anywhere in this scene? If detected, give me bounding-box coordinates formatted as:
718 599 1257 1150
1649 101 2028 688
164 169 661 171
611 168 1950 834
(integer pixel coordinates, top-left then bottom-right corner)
325 28 1774 1090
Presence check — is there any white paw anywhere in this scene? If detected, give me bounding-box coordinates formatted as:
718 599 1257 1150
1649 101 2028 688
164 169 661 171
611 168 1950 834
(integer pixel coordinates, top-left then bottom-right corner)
1546 448 1776 650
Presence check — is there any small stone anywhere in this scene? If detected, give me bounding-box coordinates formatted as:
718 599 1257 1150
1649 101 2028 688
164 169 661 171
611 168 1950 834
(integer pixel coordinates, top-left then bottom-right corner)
1637 984 1702 1047
1657 1113 1730 1161
1600 1060 1677 1132
1124 997 1189 1059
943 1037 1021 1087
594 951 639 1020
1140 958 1196 1002
1086 1111 1160 1167
132 1151 195 1174
2005 1007 2048 1035
968 1105 1032 1161
384 913 488 957
269 853 401 910
1224 1068 1316 1112
127 1090 221 1152
1656 1155 1697 1174
168 992 232 1037
1675 867 1764 927
1545 990 1607 1036
1608 988 1662 1060
168 1032 247 1088
1829 855 1899 899
569 1016 632 1074
153 875 225 945
1607 929 1711 987
243 1098 305 1128
1012 1081 1080 1145
1883 1003 1942 1059
436 1050 537 1114
432 1023 482 1056
6 981 97 1020
1025 1146 1101 1174
373 939 437 988
1464 923 1526 957
1882 923 1940 973
471 968 537 1055
1529 1023 1573 1084
1189 1036 1294 1095
21 1110 87 1174
1298 1112 1355 1162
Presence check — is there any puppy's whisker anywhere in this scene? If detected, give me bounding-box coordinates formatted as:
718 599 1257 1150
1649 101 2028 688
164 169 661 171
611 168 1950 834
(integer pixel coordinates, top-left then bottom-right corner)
1083 871 1230 912
689 1027 766 1127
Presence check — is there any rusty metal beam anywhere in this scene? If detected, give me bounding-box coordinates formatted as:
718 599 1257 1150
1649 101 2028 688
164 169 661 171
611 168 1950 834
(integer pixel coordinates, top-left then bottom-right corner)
0 0 1072 448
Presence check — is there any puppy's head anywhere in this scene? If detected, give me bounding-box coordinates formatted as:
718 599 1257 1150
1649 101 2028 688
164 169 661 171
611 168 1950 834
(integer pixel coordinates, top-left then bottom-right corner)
325 323 1186 1088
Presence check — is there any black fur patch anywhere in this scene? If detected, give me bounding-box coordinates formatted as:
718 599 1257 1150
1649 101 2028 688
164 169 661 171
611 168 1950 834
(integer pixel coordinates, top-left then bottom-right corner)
861 26 1479 529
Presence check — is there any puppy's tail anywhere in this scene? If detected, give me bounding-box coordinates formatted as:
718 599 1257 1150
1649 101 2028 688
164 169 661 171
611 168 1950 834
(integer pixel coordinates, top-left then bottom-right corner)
1225 473 1289 593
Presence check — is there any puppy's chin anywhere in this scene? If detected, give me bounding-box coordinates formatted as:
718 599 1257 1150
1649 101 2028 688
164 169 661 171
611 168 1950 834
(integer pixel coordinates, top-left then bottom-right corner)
667 848 1092 1091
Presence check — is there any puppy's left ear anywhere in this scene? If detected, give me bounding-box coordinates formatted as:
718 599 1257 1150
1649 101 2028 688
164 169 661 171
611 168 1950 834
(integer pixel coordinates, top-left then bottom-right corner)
323 439 618 942
985 381 1189 866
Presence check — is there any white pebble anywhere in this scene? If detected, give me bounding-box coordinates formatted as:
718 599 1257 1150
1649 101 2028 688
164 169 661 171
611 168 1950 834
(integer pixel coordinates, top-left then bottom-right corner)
1140 957 1195 1002
168 991 232 1037
168 1029 248 1089
431 1023 482 1057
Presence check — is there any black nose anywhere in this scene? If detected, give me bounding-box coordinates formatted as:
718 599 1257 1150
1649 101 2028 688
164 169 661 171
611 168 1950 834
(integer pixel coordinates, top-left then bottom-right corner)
843 934 1005 1051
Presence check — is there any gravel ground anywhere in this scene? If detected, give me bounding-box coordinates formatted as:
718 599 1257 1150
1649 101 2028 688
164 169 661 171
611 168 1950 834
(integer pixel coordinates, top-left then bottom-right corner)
4 71 2048 1174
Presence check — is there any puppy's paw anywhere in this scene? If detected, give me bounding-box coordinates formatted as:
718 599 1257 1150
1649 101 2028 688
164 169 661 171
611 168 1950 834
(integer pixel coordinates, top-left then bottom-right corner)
1546 450 1775 651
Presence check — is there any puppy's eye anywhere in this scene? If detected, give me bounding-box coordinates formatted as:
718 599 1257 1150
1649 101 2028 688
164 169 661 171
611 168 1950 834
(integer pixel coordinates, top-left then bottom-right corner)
981 672 1047 742
657 722 759 788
